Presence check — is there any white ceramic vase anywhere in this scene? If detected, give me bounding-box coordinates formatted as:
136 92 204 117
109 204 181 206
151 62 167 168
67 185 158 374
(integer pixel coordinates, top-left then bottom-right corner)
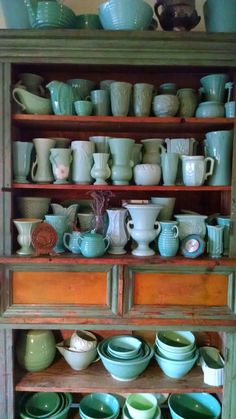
125 204 162 256
106 208 129 254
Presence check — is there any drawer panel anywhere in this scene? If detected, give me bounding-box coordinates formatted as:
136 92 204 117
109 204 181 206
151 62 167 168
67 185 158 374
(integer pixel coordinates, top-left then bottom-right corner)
12 271 107 305
2 265 119 318
133 272 228 306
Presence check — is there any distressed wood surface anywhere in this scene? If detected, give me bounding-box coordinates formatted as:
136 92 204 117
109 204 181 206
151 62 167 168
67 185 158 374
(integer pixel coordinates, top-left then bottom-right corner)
0 30 236 67
15 358 222 394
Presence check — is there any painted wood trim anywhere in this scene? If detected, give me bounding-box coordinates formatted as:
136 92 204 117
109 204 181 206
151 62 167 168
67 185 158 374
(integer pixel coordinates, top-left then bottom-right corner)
0 30 236 66
1 264 119 318
0 329 14 419
222 333 236 419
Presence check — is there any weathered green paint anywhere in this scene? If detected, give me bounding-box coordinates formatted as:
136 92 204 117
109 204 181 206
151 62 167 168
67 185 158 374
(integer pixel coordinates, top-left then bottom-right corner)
0 30 235 66
1 264 119 318
0 329 14 419
222 333 236 419
0 30 235 417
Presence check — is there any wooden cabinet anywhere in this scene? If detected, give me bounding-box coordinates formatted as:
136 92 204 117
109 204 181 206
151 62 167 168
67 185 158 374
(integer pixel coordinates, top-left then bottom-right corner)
0 30 236 418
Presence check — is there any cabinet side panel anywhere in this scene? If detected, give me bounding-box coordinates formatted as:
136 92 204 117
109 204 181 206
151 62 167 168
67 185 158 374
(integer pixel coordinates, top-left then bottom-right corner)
133 273 228 306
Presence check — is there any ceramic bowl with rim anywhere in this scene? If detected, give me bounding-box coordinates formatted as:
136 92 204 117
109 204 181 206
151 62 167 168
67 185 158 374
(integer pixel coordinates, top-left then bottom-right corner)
17 197 51 219
152 94 179 117
156 331 195 353
156 344 196 361
24 392 60 418
134 164 161 186
79 393 120 419
126 393 158 419
107 335 142 358
123 403 161 419
154 348 199 379
98 338 153 381
19 392 72 419
168 392 221 419
98 0 153 30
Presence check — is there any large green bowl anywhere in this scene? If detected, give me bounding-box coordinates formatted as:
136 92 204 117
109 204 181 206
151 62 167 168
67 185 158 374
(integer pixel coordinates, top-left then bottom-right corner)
168 393 221 419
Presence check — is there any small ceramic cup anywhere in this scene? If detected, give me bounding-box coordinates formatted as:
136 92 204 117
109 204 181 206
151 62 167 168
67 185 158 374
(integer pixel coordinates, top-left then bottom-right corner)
74 100 93 116
225 101 235 118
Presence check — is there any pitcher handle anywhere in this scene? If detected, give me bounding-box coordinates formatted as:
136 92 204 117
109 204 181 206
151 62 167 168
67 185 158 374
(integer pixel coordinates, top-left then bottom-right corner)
126 219 133 236
172 225 179 238
154 221 161 237
63 232 71 251
103 236 110 252
12 88 26 112
159 144 166 154
154 0 164 19
204 157 215 180
31 158 38 181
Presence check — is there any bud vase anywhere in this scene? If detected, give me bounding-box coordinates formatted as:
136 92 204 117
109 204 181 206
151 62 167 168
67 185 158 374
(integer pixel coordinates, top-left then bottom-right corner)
91 153 111 185
13 218 42 255
106 208 129 254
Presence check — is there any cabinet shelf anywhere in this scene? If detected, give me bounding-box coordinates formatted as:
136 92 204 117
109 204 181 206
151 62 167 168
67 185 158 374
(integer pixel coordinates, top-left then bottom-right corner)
8 184 232 192
12 114 235 133
15 358 222 394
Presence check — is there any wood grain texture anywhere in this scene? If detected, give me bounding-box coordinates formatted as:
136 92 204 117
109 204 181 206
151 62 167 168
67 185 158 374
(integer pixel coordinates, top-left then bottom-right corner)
132 272 228 306
12 271 107 305
15 357 222 394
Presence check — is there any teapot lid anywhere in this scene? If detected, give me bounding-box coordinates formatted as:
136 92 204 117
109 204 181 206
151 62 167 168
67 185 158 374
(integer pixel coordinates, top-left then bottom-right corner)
82 229 104 240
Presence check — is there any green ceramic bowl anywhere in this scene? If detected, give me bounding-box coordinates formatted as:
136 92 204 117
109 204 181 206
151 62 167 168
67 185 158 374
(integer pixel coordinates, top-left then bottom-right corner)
156 331 195 353
79 393 120 419
154 348 199 379
25 392 60 417
168 393 221 419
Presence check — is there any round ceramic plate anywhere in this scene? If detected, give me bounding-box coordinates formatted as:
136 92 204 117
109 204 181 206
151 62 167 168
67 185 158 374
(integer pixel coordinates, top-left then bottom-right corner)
180 234 205 258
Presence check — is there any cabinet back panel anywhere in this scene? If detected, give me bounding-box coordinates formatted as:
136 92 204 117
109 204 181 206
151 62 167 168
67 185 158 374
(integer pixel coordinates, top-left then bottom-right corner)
133 273 228 306
12 271 107 305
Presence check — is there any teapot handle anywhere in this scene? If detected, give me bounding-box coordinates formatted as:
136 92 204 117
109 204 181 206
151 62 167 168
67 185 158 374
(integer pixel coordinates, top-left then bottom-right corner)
103 236 110 252
154 0 165 19
12 88 26 112
31 158 38 181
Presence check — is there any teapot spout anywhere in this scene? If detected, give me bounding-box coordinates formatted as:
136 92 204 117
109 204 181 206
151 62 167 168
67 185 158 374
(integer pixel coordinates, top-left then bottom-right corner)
24 0 37 26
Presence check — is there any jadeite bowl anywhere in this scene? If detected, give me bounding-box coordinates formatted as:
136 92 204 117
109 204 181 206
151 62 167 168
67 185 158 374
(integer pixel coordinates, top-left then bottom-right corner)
156 344 196 361
98 0 153 30
98 338 153 381
168 393 221 419
107 335 142 358
126 393 158 419
19 392 72 419
79 393 120 419
154 348 199 379
156 331 195 353
24 392 60 417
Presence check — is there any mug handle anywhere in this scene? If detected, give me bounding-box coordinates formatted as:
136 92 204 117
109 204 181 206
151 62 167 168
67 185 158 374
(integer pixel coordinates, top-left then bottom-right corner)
204 157 215 180
12 88 26 112
31 159 38 181
63 232 71 251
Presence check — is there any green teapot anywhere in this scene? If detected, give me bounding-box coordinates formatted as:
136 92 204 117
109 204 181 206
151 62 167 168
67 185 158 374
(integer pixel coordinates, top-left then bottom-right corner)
78 230 110 258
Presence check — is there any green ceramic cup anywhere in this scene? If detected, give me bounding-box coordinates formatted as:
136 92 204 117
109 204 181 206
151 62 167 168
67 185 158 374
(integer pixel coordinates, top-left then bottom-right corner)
74 100 93 116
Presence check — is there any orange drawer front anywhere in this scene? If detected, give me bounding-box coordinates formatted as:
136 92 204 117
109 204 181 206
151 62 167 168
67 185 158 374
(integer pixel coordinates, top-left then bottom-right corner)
12 271 107 305
133 272 228 306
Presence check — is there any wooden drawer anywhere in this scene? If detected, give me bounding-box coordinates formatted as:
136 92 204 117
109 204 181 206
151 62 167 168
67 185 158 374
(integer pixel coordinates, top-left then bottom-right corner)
1 264 119 318
123 266 235 321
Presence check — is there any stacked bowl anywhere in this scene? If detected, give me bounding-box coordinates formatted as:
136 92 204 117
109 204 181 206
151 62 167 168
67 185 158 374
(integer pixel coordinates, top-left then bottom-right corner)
154 331 199 379
79 393 120 419
123 393 162 419
18 392 72 419
97 335 154 381
168 392 221 419
31 1 76 28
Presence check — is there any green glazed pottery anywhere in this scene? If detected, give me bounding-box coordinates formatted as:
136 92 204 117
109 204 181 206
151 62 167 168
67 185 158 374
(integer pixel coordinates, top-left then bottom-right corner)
16 330 56 372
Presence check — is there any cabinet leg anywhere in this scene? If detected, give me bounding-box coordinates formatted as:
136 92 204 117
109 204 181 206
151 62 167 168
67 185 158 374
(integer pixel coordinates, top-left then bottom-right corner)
0 329 14 419
222 332 236 419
